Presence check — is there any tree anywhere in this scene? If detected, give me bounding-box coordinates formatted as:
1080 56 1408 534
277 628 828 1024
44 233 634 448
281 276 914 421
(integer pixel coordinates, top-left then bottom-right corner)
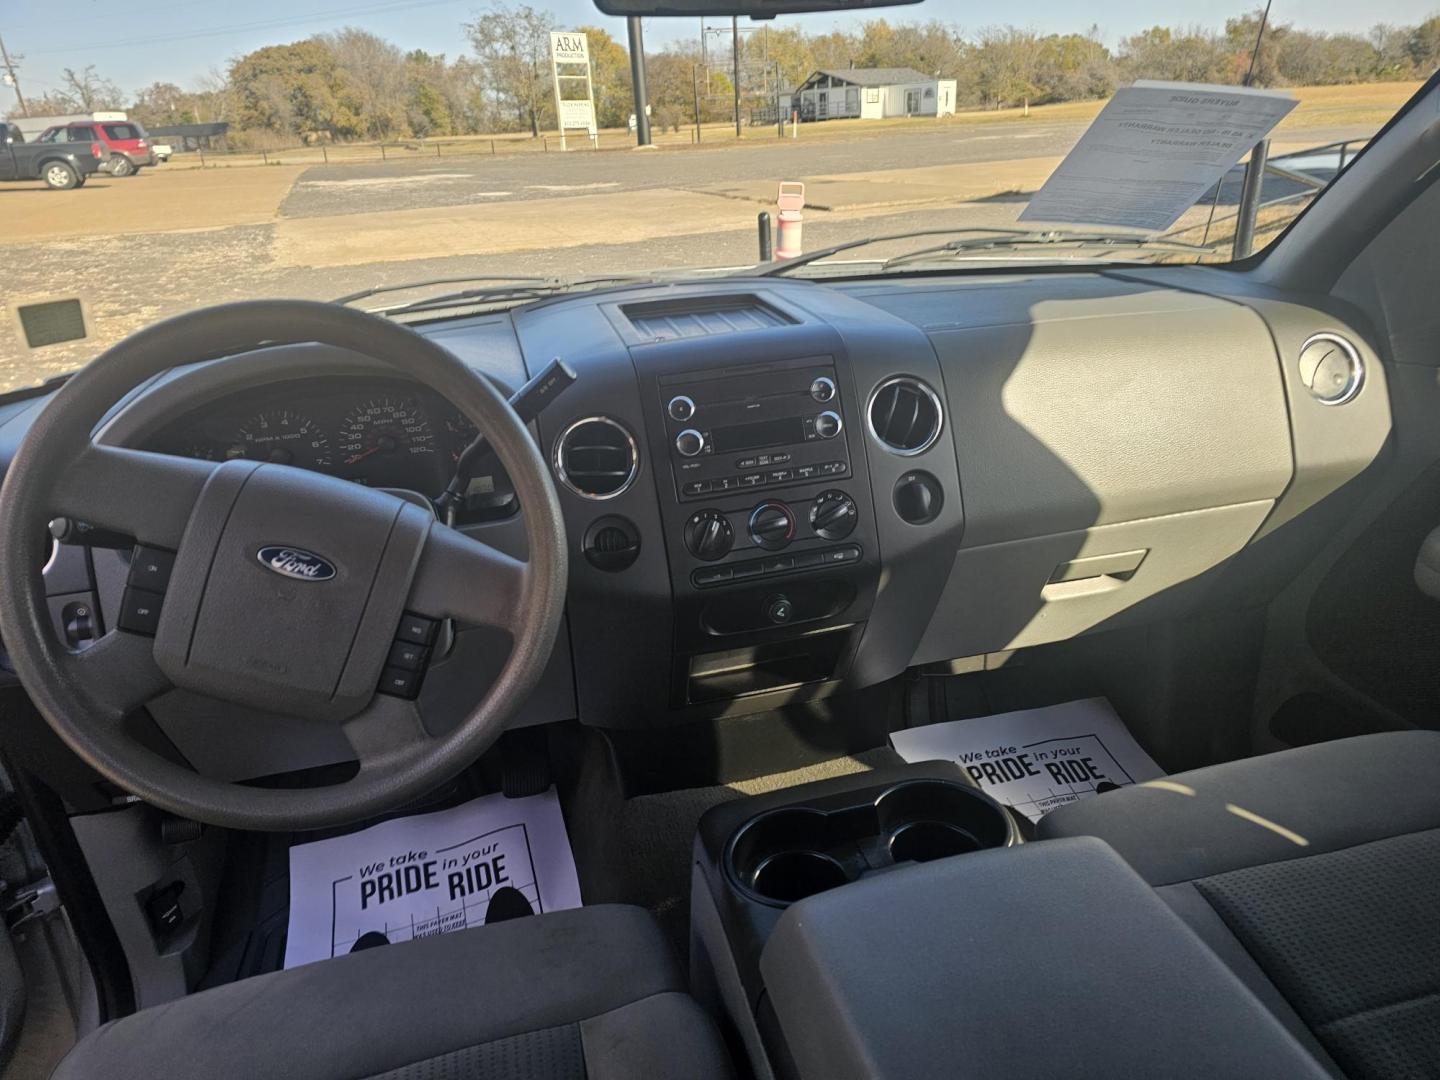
464 3 556 136
974 27 1044 111
323 28 410 139
131 82 197 127
229 40 365 139
60 66 124 111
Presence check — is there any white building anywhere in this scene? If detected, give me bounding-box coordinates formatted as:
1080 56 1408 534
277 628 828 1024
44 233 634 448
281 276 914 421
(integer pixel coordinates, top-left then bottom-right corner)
791 68 958 122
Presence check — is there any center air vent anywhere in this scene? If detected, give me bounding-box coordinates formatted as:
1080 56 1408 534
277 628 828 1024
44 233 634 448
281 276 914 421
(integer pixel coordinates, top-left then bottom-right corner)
868 377 943 456
554 417 639 499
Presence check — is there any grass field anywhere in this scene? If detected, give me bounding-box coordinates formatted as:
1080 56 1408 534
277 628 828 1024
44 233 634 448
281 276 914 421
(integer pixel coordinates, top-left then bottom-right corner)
161 81 1422 171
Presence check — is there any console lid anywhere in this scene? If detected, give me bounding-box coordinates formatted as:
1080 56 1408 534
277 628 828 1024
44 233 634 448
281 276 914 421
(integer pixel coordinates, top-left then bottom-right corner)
760 836 1330 1080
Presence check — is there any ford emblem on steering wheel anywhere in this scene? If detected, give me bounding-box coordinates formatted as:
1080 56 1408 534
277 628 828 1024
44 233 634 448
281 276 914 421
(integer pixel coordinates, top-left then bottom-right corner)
257 545 337 581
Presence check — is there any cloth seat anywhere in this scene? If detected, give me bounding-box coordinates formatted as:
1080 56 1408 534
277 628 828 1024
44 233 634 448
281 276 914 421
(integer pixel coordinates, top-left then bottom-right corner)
53 904 733 1080
1038 730 1440 1080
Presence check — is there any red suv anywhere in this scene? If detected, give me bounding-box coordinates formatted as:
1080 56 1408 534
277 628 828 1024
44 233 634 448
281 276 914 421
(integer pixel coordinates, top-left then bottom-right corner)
36 119 154 176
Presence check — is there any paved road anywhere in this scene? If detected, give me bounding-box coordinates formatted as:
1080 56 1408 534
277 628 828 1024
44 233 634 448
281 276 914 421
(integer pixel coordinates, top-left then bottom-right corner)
277 121 1371 220
277 120 1092 218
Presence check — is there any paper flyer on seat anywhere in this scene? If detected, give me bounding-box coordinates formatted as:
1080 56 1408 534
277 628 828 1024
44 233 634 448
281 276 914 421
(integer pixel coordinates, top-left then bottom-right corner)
283 789 582 968
890 698 1164 823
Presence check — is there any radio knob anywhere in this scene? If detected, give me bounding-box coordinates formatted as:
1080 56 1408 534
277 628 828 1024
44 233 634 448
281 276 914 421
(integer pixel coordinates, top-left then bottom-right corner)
810 490 857 541
684 509 733 561
675 428 705 458
749 502 795 550
668 395 696 421
810 376 836 403
814 410 843 439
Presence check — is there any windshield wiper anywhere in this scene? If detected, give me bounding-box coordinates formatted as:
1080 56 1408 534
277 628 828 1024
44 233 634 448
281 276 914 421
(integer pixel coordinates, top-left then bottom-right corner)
749 227 1214 277
332 275 552 307
880 230 1214 270
340 273 662 318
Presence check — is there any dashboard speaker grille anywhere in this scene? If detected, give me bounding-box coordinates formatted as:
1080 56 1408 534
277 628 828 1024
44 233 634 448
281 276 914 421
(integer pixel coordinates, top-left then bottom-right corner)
554 416 638 499
868 377 943 455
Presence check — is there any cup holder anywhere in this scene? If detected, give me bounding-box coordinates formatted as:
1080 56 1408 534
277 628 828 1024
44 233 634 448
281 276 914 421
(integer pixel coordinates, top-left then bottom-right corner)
887 820 981 863
726 780 1016 907
875 781 1012 863
750 850 849 903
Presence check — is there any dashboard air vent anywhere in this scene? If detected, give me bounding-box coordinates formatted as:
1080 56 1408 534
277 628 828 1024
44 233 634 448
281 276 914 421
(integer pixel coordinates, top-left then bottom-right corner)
554 417 638 499
868 377 943 456
622 295 791 341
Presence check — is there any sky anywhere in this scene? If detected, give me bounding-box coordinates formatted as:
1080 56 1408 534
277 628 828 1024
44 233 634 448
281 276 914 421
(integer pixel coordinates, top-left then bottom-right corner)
5 0 1438 102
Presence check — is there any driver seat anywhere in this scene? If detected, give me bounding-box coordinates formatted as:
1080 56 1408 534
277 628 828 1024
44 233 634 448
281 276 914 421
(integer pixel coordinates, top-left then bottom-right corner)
52 905 733 1080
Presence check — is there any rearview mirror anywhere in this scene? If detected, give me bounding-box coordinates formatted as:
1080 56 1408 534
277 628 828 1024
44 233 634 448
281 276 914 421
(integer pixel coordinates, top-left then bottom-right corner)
594 0 919 15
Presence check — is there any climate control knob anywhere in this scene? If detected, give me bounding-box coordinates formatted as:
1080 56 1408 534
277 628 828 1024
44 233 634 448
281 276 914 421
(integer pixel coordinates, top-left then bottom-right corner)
810 490 858 541
749 502 796 550
684 509 733 561
814 410 843 439
675 428 705 458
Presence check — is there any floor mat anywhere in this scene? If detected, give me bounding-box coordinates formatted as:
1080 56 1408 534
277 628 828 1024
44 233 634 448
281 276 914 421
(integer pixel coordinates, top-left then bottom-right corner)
283 788 581 969
891 698 1163 823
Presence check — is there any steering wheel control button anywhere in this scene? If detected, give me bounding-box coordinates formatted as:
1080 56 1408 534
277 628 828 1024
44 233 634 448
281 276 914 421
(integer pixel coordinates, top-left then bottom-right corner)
127 546 176 592
396 613 438 646
667 395 696 421
749 502 796 550
117 587 164 636
387 639 429 671
684 509 734 561
766 596 794 624
813 411 843 440
675 429 706 458
378 666 422 700
810 376 837 403
810 491 858 541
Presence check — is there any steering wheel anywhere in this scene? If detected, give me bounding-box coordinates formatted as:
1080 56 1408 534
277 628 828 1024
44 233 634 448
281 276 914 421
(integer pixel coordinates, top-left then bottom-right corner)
0 301 568 831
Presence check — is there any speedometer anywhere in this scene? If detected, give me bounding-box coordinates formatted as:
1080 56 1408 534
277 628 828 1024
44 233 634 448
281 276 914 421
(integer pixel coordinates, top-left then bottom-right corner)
337 397 437 468
231 410 332 470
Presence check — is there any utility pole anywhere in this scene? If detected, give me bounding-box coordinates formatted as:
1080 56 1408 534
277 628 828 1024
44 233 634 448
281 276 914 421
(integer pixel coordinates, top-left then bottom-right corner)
692 65 702 143
626 17 651 147
731 16 741 138
0 35 28 117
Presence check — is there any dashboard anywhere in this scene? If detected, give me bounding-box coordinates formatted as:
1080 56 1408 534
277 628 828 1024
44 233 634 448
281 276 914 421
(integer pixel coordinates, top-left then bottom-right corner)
0 270 1396 789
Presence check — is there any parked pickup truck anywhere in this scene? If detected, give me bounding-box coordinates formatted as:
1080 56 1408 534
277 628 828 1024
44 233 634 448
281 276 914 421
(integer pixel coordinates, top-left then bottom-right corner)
0 123 106 189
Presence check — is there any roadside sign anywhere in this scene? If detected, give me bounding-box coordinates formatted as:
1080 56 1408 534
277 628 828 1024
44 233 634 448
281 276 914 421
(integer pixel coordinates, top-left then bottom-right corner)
1019 80 1297 232
550 32 589 65
550 31 597 150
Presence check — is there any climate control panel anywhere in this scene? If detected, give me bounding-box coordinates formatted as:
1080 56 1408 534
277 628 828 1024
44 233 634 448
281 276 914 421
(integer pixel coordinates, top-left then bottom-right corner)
682 490 863 588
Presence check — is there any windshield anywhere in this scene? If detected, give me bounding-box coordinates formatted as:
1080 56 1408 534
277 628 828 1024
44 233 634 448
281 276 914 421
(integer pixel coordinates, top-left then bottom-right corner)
2 2 1435 392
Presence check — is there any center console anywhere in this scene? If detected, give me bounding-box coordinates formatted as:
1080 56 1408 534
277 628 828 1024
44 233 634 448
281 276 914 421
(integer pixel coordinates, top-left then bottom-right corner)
691 767 1332 1080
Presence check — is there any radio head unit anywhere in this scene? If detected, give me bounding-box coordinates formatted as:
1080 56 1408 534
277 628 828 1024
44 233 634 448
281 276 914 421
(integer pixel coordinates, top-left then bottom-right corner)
659 358 851 500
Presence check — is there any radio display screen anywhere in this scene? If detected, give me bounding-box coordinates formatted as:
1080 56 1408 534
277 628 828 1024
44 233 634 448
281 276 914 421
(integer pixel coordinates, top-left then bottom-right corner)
710 416 804 453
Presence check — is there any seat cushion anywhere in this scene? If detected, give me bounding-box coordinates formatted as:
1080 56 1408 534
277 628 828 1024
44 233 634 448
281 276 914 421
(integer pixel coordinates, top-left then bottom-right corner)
1038 731 1440 1080
53 904 732 1080
1037 730 1440 885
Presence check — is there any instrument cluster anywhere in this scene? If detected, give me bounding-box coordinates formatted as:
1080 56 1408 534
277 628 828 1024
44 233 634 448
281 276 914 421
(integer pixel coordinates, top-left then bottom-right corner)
148 377 485 497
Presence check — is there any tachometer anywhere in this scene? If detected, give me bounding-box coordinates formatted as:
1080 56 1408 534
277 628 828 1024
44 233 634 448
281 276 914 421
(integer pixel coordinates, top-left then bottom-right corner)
230 410 333 470
337 396 437 468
